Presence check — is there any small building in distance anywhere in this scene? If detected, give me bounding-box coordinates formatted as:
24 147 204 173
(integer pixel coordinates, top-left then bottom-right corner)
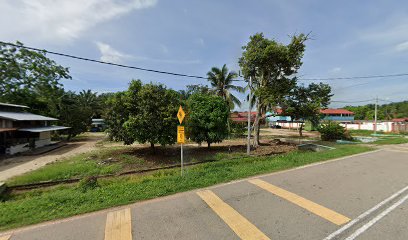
320 109 355 123
91 118 106 132
0 103 69 155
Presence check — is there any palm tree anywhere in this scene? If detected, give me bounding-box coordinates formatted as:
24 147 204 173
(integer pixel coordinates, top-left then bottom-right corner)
207 64 245 110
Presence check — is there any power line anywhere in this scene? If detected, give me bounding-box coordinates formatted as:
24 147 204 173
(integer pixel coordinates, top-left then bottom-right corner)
2 41 408 82
300 73 408 81
0 41 211 81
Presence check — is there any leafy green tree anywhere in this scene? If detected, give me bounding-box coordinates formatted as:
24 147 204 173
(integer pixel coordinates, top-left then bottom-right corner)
0 41 71 115
105 91 131 143
239 33 308 146
57 91 93 140
123 82 181 149
284 83 333 136
186 94 229 148
179 84 211 99
207 64 244 109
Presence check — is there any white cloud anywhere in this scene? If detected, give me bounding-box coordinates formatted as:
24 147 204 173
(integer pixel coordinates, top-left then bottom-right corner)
329 67 342 73
96 42 130 63
395 41 408 52
0 0 157 43
96 42 200 64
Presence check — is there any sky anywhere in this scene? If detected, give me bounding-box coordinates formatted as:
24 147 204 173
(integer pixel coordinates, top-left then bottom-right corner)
1 0 408 109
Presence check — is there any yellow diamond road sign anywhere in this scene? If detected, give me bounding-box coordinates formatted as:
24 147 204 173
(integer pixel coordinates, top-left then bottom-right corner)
177 106 185 124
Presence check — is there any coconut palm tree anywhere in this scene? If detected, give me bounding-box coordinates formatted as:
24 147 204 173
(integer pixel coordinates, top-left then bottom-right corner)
207 64 245 110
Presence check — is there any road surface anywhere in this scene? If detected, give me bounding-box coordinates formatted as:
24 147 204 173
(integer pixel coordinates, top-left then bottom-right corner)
1 144 407 240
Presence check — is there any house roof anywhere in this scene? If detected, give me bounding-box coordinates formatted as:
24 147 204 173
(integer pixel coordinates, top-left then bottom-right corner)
0 102 29 109
18 126 70 132
391 118 408 122
320 109 354 115
0 111 57 121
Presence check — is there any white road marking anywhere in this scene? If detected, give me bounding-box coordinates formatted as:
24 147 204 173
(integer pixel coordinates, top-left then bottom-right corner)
345 193 408 240
323 184 408 240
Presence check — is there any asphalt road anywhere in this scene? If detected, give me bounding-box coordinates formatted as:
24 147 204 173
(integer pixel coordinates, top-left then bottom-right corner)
1 144 407 240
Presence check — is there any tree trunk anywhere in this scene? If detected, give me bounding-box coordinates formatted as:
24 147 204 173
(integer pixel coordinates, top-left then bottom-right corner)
299 123 304 137
227 120 231 139
253 102 261 148
207 142 211 148
150 142 155 150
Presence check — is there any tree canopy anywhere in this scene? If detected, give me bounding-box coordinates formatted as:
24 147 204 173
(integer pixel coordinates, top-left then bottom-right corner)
284 83 333 136
207 64 244 109
186 93 229 148
239 33 308 146
0 41 71 115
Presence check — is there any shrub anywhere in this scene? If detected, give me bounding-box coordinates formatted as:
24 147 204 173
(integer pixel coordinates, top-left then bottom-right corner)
78 176 99 192
230 122 246 138
318 121 352 141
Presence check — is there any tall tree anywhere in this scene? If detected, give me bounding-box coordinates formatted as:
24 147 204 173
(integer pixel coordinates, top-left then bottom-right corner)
121 81 181 149
284 83 333 136
0 41 71 115
187 94 229 148
239 33 308 147
57 91 93 140
207 64 244 109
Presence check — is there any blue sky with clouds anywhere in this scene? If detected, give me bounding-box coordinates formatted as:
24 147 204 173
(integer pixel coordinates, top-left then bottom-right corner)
1 0 407 108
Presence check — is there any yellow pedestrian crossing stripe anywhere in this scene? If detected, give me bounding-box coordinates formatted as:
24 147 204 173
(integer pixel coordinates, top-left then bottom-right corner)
197 190 270 240
104 208 132 240
249 179 351 225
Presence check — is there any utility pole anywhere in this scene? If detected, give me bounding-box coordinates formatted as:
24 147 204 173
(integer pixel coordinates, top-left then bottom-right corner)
374 96 378 134
247 76 252 155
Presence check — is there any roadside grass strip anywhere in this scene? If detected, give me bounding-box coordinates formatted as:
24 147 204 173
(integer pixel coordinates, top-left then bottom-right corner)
104 208 132 240
249 179 350 225
197 190 270 240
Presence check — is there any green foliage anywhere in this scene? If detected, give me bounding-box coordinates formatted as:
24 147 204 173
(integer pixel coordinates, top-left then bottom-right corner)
0 145 372 231
318 121 352 141
105 80 181 148
207 64 244 109
230 121 246 137
57 91 94 139
284 83 333 136
238 33 309 145
187 94 229 147
178 84 211 99
0 41 71 115
344 101 408 120
77 176 100 192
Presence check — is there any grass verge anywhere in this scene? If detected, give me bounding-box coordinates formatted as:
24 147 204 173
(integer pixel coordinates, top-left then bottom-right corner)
0 145 372 231
373 137 408 145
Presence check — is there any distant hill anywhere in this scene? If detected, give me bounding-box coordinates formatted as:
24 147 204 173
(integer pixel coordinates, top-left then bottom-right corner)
344 101 408 120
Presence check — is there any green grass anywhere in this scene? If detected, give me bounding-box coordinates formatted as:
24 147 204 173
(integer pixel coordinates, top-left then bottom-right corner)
373 137 408 145
0 145 372 231
6 147 130 186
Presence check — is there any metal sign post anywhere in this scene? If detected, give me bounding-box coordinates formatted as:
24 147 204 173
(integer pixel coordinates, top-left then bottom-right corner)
177 106 186 176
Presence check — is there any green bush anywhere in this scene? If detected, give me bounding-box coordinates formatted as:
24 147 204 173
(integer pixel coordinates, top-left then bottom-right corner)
78 176 99 192
318 121 352 141
230 122 246 137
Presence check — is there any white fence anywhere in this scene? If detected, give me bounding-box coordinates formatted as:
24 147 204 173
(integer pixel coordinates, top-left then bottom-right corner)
274 121 406 133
